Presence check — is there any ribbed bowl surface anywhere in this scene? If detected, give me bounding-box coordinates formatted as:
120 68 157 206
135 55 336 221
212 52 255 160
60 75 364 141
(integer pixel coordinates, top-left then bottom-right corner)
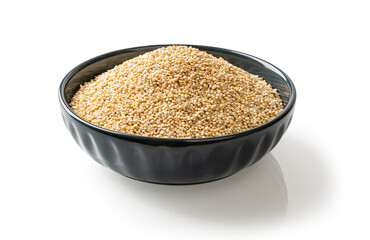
59 45 296 184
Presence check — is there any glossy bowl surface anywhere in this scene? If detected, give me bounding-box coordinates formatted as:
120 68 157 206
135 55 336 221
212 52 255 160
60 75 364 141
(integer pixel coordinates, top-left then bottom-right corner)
59 45 296 184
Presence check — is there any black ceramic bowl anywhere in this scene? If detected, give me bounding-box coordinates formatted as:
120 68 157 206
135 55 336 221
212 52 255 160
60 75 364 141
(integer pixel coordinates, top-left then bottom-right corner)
59 45 296 184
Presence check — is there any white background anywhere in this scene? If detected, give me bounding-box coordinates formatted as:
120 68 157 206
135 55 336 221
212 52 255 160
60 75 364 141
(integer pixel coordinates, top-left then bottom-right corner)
1 0 369 239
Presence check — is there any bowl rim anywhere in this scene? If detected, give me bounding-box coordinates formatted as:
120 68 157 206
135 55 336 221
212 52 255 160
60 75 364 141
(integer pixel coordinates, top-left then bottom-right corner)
59 44 296 145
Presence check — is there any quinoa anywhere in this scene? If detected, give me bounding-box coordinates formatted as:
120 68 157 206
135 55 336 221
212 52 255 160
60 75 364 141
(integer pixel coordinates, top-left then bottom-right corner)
70 46 283 138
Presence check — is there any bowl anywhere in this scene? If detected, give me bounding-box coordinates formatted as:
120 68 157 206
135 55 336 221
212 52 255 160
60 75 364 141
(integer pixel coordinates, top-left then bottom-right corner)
58 44 296 184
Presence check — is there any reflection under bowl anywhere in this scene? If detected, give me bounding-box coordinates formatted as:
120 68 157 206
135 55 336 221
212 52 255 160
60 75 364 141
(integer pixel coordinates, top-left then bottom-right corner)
108 154 288 222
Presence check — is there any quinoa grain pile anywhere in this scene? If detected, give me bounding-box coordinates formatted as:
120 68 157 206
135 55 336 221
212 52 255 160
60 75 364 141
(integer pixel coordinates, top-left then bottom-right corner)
70 46 283 138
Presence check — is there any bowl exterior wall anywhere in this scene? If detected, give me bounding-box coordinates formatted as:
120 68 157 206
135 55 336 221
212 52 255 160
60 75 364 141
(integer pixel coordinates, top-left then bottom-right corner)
60 104 294 184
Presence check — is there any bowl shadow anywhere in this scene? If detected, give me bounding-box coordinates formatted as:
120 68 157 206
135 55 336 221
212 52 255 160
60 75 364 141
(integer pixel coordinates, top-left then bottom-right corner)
105 153 288 224
273 135 332 217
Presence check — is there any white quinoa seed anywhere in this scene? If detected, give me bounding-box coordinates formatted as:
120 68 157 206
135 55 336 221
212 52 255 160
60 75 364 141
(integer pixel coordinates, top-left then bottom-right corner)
70 46 284 138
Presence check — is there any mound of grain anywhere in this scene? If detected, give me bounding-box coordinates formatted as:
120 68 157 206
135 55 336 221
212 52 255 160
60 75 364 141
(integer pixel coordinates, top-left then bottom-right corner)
70 46 283 138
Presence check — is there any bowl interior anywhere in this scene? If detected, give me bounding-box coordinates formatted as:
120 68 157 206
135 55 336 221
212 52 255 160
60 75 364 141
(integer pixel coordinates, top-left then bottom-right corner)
63 45 292 108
